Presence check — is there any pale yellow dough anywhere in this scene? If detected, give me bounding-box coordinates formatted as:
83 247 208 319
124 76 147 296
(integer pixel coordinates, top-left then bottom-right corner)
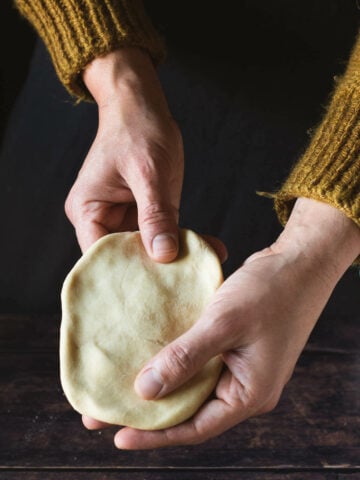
60 229 223 430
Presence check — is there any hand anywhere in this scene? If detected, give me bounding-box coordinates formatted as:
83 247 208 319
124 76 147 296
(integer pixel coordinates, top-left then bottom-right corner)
65 47 184 261
84 198 358 449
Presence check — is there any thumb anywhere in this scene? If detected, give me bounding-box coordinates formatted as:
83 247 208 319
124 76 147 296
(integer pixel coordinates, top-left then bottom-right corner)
136 190 179 263
134 322 222 400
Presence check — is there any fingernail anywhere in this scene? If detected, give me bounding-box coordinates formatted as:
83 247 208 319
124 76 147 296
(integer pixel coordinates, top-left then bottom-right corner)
152 234 177 258
135 367 163 399
114 434 125 449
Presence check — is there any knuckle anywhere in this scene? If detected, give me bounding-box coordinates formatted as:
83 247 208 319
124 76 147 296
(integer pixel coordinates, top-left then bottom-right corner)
134 156 156 181
262 400 277 414
163 341 194 380
189 433 208 445
187 421 210 445
259 398 278 415
164 420 209 446
242 390 260 412
192 422 213 445
64 187 84 221
233 381 263 413
258 391 282 415
64 187 89 224
140 202 177 227
262 392 280 413
232 372 284 415
64 191 76 220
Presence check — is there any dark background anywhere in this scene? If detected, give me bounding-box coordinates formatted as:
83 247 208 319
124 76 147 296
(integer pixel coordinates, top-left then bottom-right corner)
0 1 359 313
2 0 360 145
0 2 36 143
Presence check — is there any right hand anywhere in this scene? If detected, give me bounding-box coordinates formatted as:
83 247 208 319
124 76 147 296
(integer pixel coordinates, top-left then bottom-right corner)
65 47 184 261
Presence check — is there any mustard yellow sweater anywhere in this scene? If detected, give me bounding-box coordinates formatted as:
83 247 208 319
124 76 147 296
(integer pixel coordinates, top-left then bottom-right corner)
15 0 360 237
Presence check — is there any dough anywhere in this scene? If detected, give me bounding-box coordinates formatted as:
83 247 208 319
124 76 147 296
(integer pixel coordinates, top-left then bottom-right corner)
60 229 223 430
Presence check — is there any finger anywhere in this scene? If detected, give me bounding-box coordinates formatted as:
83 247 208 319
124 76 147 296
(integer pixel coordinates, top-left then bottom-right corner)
75 221 109 253
114 396 243 450
75 204 138 253
201 234 228 264
133 314 231 400
82 415 112 430
134 187 180 263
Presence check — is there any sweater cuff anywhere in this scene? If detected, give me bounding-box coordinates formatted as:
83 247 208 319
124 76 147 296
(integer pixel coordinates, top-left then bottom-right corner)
274 33 360 233
15 0 166 101
274 83 360 228
273 86 360 261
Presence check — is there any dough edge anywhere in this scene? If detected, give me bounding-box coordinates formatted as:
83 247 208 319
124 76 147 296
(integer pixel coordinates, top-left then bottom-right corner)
60 229 223 430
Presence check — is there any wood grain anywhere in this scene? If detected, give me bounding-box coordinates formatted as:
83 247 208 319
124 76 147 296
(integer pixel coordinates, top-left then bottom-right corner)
1 348 359 468
0 471 357 480
0 268 359 475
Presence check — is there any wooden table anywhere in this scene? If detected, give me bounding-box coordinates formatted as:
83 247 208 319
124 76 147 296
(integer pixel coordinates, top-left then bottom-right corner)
0 269 359 479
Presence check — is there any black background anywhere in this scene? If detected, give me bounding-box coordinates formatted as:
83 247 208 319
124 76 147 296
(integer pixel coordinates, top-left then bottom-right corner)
0 1 359 313
0 1 36 143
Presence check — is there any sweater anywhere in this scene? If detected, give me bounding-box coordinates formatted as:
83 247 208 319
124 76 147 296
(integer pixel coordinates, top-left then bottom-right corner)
15 0 360 244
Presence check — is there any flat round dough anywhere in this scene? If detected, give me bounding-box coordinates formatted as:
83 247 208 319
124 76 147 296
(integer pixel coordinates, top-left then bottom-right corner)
60 229 223 430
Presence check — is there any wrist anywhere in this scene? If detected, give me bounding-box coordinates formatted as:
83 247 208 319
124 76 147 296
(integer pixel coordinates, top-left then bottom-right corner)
273 197 360 279
83 47 159 106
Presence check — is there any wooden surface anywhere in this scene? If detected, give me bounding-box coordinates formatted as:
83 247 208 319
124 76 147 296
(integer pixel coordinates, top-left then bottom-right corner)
0 269 359 479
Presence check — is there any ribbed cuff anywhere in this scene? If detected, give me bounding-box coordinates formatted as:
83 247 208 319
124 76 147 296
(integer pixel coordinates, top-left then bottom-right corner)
274 33 360 232
272 32 360 265
15 0 166 100
274 83 360 228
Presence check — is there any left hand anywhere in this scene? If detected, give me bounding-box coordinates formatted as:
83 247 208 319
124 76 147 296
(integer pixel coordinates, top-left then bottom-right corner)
83 198 360 449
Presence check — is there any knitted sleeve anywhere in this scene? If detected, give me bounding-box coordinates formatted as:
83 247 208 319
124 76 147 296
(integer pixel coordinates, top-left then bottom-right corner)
274 31 360 230
14 0 166 100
